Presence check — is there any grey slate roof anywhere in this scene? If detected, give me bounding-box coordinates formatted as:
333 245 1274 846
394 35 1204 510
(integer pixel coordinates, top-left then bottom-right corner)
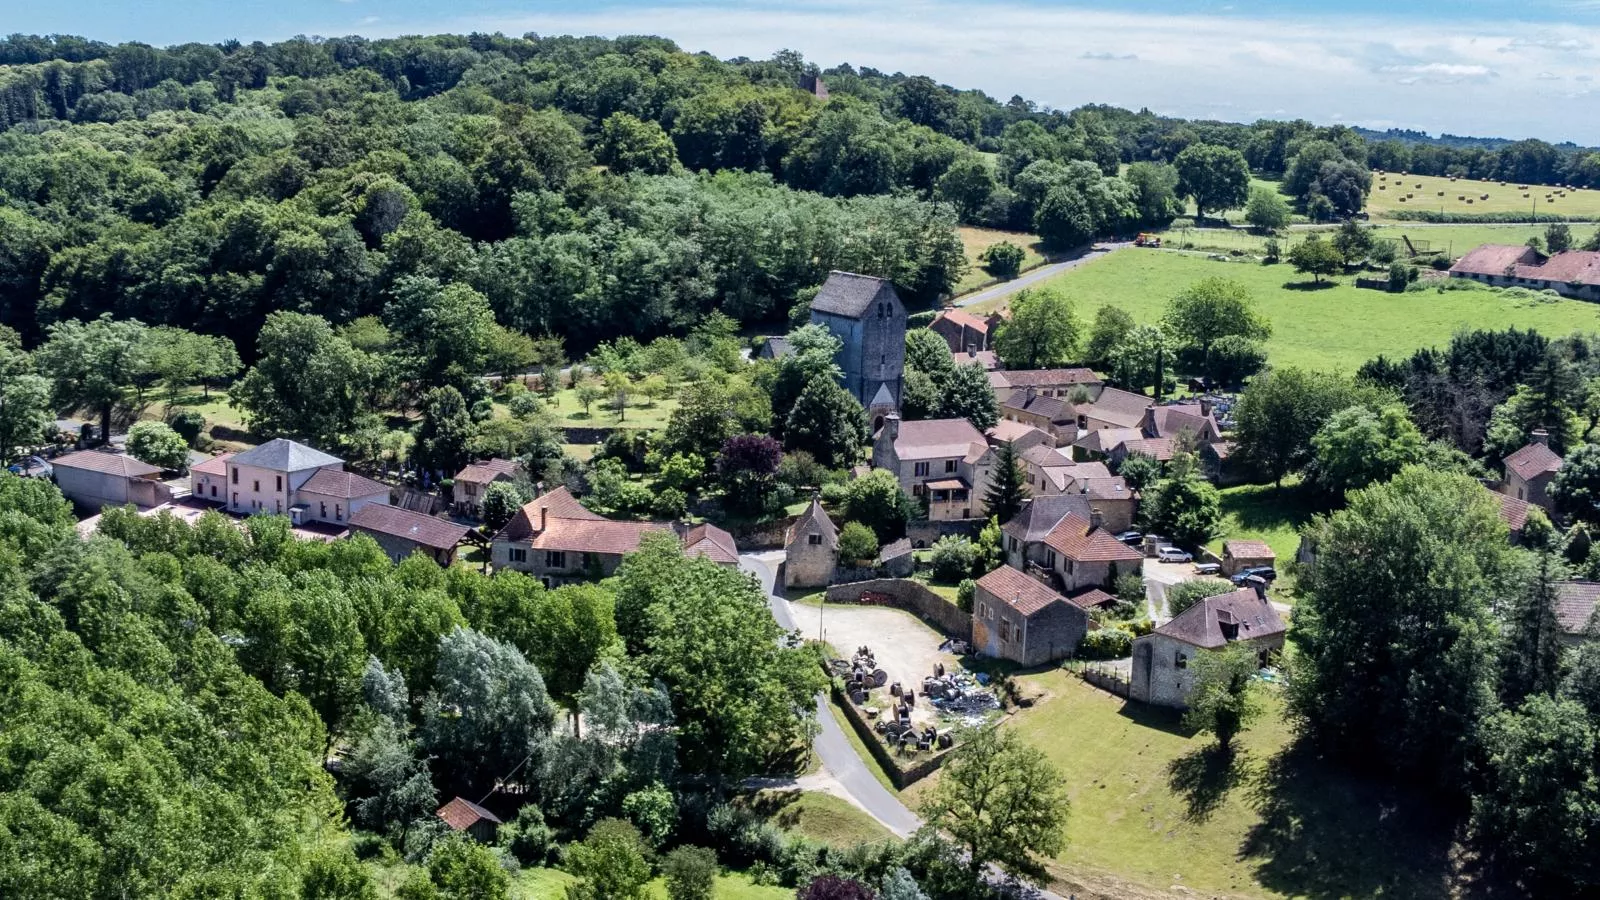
1001 494 1094 544
810 271 899 318
230 438 343 472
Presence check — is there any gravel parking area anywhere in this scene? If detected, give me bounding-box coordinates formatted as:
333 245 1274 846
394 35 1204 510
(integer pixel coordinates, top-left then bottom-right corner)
789 602 961 727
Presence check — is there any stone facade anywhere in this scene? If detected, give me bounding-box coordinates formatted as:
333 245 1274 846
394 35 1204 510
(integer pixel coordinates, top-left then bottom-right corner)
784 498 839 590
972 567 1089 667
810 271 906 425
1130 588 1286 708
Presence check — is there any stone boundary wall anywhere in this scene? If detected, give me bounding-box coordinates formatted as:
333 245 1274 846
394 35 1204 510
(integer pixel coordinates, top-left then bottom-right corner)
824 578 970 638
906 518 984 548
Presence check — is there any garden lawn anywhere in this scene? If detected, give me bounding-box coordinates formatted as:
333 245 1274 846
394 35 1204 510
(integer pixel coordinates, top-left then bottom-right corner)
903 673 1459 899
1204 478 1317 564
370 862 790 900
1022 249 1600 372
956 226 1047 294
737 789 896 847
1366 171 1600 220
495 386 680 431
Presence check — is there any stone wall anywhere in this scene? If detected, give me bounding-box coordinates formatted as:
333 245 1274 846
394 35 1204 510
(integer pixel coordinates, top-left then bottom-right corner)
727 517 795 551
906 517 984 549
824 578 970 637
828 680 960 790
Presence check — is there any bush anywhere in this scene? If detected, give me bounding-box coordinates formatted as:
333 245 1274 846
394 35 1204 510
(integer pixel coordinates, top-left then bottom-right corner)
928 535 979 582
1166 578 1235 616
350 831 389 861
126 421 190 471
956 578 975 613
651 487 688 520
1078 627 1133 660
1114 572 1146 604
980 241 1026 280
622 782 677 846
662 846 718 900
838 521 880 564
499 805 553 866
508 392 543 418
842 470 913 542
1370 239 1398 265
166 409 205 446
1262 238 1281 263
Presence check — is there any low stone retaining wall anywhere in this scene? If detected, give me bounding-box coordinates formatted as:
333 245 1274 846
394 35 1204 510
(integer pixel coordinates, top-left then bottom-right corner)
824 578 969 638
906 518 984 549
828 681 957 789
560 426 616 445
726 518 793 550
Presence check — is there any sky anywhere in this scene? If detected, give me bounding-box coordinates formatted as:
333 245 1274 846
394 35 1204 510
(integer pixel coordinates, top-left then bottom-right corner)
10 0 1600 144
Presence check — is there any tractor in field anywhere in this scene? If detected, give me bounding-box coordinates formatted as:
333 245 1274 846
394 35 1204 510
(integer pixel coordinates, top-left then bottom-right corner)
1134 232 1162 248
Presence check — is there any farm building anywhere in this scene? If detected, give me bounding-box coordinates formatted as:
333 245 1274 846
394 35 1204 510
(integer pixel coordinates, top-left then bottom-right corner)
1222 539 1277 577
348 504 472 565
51 450 173 512
1449 244 1600 299
436 797 502 843
1500 432 1563 511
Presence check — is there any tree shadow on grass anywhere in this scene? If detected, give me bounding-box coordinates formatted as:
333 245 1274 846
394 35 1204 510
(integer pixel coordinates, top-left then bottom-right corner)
1239 740 1466 900
1282 279 1341 291
1114 697 1195 739
1167 744 1249 824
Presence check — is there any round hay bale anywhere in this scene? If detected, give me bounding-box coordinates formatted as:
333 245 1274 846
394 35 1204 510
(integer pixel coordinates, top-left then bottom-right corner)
1466 199 1474 204
1458 195 1465 201
1438 190 1445 196
1398 196 1406 202
1416 183 1423 188
1481 194 1489 200
1379 185 1386 191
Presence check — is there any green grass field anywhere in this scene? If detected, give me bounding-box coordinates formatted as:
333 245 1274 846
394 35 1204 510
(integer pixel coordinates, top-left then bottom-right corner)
369 861 791 899
1004 248 1600 372
1205 478 1317 563
956 226 1048 294
1152 222 1562 260
1366 170 1600 219
901 674 1458 899
737 789 896 847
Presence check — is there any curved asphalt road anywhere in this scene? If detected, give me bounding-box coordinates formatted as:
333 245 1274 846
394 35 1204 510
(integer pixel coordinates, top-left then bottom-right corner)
955 242 1130 310
741 553 922 838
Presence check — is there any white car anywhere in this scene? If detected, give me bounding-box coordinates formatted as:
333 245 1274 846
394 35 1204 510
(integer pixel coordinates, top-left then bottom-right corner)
1157 546 1193 563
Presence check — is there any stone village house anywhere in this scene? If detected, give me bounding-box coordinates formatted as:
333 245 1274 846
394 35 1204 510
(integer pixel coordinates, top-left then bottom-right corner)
1130 586 1285 708
871 415 994 522
1500 431 1563 512
972 564 1091 667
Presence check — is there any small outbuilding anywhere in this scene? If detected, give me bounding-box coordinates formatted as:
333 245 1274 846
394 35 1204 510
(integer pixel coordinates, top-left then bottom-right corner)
451 458 520 519
784 497 839 589
349 504 472 565
972 565 1090 667
1221 539 1276 577
51 449 173 512
436 796 502 843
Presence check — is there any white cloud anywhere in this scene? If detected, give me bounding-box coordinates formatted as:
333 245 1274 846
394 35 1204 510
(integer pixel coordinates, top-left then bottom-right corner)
1538 71 1563 79
315 0 1600 143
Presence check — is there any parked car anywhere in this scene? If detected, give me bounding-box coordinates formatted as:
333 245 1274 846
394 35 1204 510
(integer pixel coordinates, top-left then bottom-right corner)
1114 530 1143 545
1193 562 1222 576
1231 566 1278 584
1157 546 1193 563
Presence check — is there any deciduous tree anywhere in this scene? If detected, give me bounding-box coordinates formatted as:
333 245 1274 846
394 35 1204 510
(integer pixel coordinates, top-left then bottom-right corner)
1173 143 1250 221
918 727 1069 882
1183 643 1265 756
993 289 1079 369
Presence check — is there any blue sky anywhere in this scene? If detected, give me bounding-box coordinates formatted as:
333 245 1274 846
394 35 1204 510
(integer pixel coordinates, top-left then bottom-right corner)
11 0 1600 143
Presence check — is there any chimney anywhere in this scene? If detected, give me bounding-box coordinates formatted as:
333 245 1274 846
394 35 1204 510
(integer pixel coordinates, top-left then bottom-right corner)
1089 508 1104 532
1025 385 1037 403
1531 428 1550 447
539 505 547 533
1248 575 1267 601
885 414 901 441
1199 398 1212 418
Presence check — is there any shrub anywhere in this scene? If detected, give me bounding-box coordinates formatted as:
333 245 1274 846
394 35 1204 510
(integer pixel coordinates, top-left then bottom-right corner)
126 421 190 471
662 846 718 900
564 819 653 900
1262 238 1281 263
929 535 979 582
508 392 543 418
651 487 688 519
956 578 976 613
1078 627 1133 660
166 409 205 446
980 241 1026 280
621 782 677 846
1114 572 1146 604
838 521 880 564
1370 239 1398 265
1166 578 1235 616
499 805 553 866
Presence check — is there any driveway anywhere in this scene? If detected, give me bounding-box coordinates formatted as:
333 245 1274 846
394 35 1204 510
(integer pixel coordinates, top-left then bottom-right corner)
954 242 1129 311
1142 559 1213 622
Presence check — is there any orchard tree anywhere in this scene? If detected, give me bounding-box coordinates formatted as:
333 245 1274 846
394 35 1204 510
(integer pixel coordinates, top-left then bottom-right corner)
919 727 1069 882
1173 143 1250 221
1330 219 1374 266
1164 277 1271 367
1286 234 1343 283
993 289 1079 369
1184 643 1265 756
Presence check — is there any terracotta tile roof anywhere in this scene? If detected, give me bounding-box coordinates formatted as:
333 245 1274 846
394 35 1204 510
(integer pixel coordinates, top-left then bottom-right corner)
1505 441 1563 481
955 351 998 370
890 418 989 461
1118 437 1178 461
531 517 671 555
1042 514 1145 563
500 487 604 540
1207 441 1236 461
1080 387 1151 428
1491 490 1530 532
987 419 1049 446
786 497 838 548
1066 587 1119 610
1073 427 1142 454
51 450 163 478
1555 581 1600 635
1223 539 1276 561
453 458 519 485
298 468 391 500
1152 587 1285 649
679 521 739 565
349 504 470 550
991 368 1102 389
190 452 234 476
932 308 994 334
1077 476 1131 502
1002 390 1074 422
1002 494 1093 544
926 477 970 492
1450 244 1539 278
810 271 900 318
437 796 501 831
1513 250 1600 285
977 565 1069 617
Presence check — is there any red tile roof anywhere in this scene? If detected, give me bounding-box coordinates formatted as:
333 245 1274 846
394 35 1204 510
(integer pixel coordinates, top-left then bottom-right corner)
1491 490 1530 532
501 487 604 540
190 452 234 476
349 504 471 550
679 521 739 565
987 419 1049 445
955 351 998 370
298 468 391 500
1450 244 1539 278
889 418 990 461
991 368 1102 389
51 450 162 478
1505 441 1563 481
453 458 519 485
1223 539 1276 561
531 517 670 555
1555 581 1600 635
1042 514 1145 563
1066 587 1119 610
1513 250 1600 285
1080 387 1151 428
977 565 1069 617
1153 587 1285 649
932 308 994 334
1073 427 1142 454
1117 437 1177 461
437 796 501 831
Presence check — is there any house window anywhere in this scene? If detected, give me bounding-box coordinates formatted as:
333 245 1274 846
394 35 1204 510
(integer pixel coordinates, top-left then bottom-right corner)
231 492 238 506
809 534 822 546
999 620 1011 641
1008 537 1018 553
945 459 957 473
231 468 238 484
1045 550 1057 568
546 550 567 569
320 502 327 518
335 504 342 521
582 552 598 569
912 483 926 496
275 475 282 491
253 480 260 492
509 547 528 563
914 462 930 477
1175 652 1187 669
210 485 217 498
465 483 476 497
274 500 281 514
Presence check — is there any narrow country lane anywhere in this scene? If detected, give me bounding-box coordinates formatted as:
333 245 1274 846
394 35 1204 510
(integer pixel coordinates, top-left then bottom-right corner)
954 242 1130 310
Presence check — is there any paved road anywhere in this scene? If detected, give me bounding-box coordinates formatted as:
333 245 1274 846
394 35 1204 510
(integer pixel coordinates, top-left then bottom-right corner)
954 242 1130 310
741 553 922 838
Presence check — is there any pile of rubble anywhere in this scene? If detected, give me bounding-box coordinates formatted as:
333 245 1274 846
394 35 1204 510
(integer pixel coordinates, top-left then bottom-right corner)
924 664 1000 725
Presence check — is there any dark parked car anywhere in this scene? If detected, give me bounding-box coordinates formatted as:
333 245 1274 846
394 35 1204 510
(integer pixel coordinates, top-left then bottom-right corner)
1114 530 1143 545
1231 566 1278 584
